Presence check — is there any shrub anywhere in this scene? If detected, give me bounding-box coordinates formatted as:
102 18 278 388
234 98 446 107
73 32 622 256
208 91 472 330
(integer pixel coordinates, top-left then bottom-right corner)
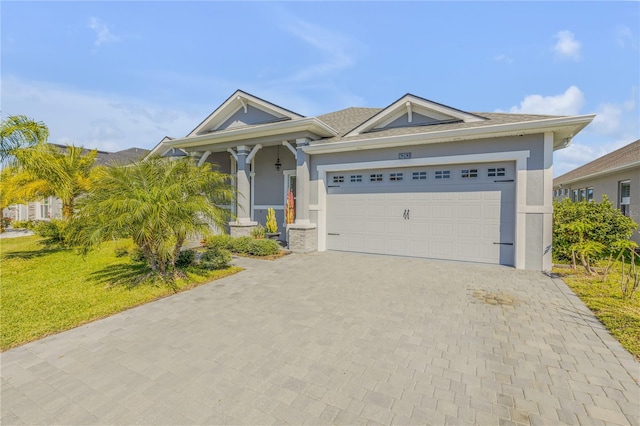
231 236 253 254
251 225 266 239
265 208 278 234
2 217 12 229
200 247 232 270
247 238 280 256
175 249 196 268
203 234 233 251
553 197 638 270
33 220 66 245
11 220 30 229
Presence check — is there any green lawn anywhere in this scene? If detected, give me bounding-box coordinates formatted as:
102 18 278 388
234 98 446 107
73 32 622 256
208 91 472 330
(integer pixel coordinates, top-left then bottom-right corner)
554 265 640 361
0 236 241 351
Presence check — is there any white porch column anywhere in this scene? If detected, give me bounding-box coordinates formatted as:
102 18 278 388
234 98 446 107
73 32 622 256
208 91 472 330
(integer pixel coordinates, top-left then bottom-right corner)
235 145 253 224
294 138 311 224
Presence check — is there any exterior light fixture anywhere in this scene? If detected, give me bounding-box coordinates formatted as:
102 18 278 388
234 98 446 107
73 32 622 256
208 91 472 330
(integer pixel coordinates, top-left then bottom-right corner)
275 146 282 171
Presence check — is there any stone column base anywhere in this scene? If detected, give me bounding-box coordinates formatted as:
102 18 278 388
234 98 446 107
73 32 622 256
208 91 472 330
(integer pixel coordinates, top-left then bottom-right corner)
229 221 258 238
286 223 317 253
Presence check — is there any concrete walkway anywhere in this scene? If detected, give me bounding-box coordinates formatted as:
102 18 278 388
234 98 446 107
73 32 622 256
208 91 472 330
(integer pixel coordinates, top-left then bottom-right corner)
1 252 639 425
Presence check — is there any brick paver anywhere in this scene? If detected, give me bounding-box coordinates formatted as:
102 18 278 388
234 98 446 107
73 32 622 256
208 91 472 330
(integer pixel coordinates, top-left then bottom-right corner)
1 252 639 425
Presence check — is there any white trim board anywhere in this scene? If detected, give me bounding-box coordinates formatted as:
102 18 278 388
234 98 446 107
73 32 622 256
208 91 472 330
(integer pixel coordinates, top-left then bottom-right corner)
315 150 531 269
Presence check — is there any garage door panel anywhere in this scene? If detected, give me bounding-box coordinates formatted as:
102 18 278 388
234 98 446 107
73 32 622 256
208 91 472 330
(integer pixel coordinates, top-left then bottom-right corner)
326 163 515 265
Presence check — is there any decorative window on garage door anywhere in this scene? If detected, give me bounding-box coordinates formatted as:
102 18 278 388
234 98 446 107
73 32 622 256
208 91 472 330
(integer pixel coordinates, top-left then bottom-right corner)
435 170 450 179
350 174 362 182
370 173 383 182
488 167 506 177
332 175 344 183
412 171 427 180
390 172 404 181
461 169 478 178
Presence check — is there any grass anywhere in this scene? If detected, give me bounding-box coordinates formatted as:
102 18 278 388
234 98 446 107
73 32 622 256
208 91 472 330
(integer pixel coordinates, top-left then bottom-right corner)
0 236 241 351
553 261 640 361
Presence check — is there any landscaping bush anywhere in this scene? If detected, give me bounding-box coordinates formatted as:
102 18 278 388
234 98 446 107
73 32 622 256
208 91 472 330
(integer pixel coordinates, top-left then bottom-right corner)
230 236 253 254
33 220 66 245
175 249 196 268
2 217 12 229
553 197 638 267
203 234 233 251
247 238 280 256
11 220 30 229
251 224 266 239
202 234 280 257
199 247 232 270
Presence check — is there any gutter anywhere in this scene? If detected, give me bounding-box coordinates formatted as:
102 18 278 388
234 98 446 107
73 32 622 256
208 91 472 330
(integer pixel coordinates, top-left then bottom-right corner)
303 114 595 155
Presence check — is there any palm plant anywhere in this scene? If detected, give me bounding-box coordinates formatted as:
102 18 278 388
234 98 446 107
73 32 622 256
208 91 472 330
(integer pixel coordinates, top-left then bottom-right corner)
73 156 235 276
13 144 97 219
0 168 46 231
0 115 49 163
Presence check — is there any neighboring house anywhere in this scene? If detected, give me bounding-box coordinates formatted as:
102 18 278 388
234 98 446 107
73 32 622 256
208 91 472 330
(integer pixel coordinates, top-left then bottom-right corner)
553 139 640 245
150 90 594 271
5 144 149 221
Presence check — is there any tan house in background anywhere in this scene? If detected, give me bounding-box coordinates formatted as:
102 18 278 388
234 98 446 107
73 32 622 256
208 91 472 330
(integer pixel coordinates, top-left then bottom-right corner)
553 139 640 245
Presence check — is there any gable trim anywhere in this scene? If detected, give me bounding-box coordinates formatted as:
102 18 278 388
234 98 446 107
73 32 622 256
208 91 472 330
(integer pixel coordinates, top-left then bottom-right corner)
344 93 487 137
187 90 305 137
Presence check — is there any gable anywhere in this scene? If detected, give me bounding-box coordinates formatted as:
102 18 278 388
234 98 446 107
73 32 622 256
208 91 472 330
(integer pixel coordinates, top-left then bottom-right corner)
345 94 487 136
188 90 304 137
217 104 285 130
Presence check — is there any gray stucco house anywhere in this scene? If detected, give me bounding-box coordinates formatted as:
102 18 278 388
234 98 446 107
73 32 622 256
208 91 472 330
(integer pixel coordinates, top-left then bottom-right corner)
152 90 594 271
553 139 639 245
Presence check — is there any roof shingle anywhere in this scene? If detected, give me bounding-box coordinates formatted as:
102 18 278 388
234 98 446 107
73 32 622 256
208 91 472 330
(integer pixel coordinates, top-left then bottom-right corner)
554 139 640 185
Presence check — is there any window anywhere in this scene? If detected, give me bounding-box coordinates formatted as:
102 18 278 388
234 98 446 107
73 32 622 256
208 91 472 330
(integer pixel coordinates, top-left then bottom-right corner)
435 170 450 179
488 167 506 177
412 171 427 180
586 187 594 202
572 189 578 202
461 169 478 178
40 198 49 219
579 188 586 201
350 175 362 182
564 188 569 196
620 181 631 216
332 175 344 183
370 173 383 182
390 172 403 181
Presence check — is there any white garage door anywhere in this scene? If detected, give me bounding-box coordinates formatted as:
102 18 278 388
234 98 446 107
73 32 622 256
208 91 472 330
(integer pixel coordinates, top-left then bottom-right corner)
326 162 515 265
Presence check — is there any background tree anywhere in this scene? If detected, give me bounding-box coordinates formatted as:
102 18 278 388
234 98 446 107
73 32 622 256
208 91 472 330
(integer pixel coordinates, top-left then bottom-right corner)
73 157 235 276
13 144 98 219
0 115 49 163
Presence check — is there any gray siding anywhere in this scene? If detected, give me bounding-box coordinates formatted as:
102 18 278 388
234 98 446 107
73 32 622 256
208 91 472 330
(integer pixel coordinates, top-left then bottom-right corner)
217 105 282 130
253 146 296 206
205 152 232 174
379 112 440 129
525 214 544 270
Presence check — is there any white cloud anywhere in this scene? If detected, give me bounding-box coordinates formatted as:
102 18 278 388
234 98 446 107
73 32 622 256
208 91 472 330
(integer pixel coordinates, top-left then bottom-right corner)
88 17 119 47
506 85 585 115
616 25 638 50
276 13 358 84
1 76 200 152
493 54 513 63
553 30 581 60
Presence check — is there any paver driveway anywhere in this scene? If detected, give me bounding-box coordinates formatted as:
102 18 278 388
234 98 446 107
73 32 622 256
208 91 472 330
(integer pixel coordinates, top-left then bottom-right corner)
2 252 639 425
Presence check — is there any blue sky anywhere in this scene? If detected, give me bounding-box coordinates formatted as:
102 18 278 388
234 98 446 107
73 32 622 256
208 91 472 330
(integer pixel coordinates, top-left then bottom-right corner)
2 1 638 176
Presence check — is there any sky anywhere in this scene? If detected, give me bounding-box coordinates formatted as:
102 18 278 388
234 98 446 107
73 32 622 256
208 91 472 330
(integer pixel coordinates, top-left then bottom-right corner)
2 1 639 177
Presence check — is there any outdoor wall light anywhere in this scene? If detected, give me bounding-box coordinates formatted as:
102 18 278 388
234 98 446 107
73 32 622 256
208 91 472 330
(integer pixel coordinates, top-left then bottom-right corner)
275 146 282 171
